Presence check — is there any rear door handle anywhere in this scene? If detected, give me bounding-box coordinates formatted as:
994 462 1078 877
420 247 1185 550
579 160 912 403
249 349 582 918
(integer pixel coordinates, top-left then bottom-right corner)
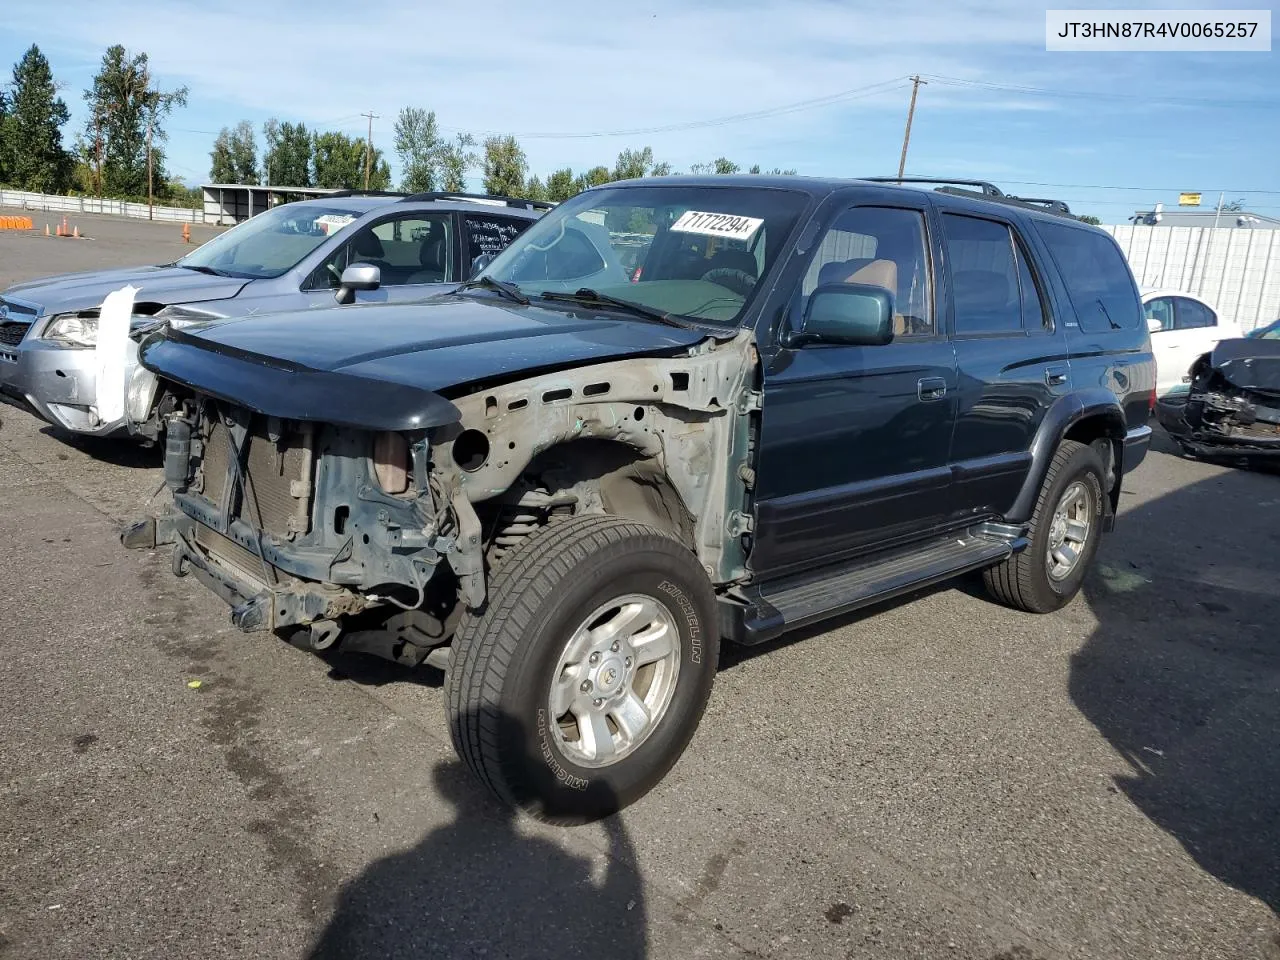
1045 367 1069 387
917 377 947 401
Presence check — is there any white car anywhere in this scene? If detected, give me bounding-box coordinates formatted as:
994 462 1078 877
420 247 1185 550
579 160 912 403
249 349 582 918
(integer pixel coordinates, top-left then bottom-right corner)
1141 289 1242 397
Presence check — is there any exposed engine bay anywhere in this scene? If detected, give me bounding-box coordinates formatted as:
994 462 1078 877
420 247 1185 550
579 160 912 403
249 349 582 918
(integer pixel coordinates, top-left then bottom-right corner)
1157 338 1280 462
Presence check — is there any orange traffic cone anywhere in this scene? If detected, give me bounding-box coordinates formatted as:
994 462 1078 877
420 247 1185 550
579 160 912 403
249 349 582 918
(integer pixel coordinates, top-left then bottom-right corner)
45 223 50 236
72 225 80 239
59 215 68 237
182 222 191 243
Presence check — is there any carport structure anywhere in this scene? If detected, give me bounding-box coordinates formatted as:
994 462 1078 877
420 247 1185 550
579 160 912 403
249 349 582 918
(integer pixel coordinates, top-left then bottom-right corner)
201 184 354 225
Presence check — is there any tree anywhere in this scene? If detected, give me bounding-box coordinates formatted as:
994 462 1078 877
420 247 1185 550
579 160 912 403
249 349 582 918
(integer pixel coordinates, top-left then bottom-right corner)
263 119 312 187
572 165 613 194
546 167 577 202
524 174 547 202
394 106 442 192
747 164 797 175
691 157 741 175
437 133 476 192
5 45 72 193
209 120 258 183
313 131 389 190
613 146 654 181
83 45 187 198
482 135 528 196
0 89 9 184
1077 214 1102 226
650 161 674 177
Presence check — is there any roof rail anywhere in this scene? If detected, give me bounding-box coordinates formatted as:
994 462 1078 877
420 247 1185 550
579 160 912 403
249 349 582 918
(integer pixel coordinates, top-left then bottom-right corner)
323 189 409 199
862 176 1007 197
398 191 556 211
863 176 1077 219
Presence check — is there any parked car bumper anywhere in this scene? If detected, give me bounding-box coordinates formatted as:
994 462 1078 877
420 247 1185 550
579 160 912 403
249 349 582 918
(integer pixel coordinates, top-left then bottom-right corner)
0 334 133 436
1122 424 1152 473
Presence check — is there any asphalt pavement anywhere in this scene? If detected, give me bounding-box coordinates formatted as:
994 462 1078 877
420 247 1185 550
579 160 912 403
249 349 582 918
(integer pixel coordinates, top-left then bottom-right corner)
1 213 1277 960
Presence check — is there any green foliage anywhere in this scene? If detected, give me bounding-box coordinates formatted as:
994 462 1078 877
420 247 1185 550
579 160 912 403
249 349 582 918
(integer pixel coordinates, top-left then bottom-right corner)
263 119 312 187
437 133 476 192
209 120 258 184
1077 214 1102 226
83 45 187 197
612 146 653 181
524 174 548 202
482 134 528 197
5 45 72 193
546 168 577 202
748 164 797 175
313 130 389 190
394 106 442 193
573 165 613 195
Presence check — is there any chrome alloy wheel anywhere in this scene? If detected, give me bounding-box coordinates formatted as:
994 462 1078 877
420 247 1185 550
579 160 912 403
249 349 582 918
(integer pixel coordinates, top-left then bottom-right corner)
548 593 681 768
1046 480 1093 581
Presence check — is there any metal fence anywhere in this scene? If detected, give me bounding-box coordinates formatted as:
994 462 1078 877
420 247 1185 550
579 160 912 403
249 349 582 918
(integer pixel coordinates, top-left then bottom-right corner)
0 188 200 224
1103 225 1280 333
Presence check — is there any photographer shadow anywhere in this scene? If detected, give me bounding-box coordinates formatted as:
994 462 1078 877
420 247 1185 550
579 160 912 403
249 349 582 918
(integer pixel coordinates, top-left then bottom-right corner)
308 713 648 960
1070 467 1280 914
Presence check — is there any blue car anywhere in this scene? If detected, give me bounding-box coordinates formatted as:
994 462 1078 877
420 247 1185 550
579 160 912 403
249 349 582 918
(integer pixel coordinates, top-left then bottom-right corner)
0 192 548 437
1246 317 1280 339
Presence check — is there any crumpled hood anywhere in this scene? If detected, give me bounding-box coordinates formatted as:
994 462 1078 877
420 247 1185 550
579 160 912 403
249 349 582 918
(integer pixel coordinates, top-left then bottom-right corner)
1206 338 1280 395
138 294 707 430
4 265 251 316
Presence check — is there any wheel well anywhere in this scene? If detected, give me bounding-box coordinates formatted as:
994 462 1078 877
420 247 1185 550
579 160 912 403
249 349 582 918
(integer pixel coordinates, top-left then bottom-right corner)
1064 414 1123 507
523 439 697 547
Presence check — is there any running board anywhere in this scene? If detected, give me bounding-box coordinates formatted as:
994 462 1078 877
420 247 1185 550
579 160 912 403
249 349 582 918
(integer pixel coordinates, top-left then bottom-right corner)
726 525 1028 646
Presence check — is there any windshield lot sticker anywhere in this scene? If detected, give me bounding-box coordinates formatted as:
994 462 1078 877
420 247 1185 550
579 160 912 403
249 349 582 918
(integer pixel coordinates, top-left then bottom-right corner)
670 210 763 242
315 214 356 235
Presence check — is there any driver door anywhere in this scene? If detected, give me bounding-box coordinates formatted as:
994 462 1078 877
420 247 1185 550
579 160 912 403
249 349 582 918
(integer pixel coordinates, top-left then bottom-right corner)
300 213 457 308
752 200 958 579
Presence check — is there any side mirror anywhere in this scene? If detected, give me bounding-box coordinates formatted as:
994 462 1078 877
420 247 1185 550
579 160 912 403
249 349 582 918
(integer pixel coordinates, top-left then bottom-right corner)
1146 317 1163 334
470 252 496 277
335 262 381 305
792 283 894 347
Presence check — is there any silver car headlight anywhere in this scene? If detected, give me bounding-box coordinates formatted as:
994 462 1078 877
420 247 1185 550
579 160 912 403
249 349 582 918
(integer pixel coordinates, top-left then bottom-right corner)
44 313 99 348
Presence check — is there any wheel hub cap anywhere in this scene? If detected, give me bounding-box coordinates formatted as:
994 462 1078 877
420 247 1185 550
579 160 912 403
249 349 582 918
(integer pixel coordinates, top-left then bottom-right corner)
1045 480 1092 582
548 593 681 769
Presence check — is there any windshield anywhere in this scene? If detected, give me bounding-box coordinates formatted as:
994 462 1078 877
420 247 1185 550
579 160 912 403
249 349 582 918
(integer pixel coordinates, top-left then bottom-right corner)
477 185 808 324
177 203 362 279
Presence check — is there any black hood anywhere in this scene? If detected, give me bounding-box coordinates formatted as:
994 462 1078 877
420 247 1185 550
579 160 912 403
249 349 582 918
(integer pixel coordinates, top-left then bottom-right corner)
139 294 707 431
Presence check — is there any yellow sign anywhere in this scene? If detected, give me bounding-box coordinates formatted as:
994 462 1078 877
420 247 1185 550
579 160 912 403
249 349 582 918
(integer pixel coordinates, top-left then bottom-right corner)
1179 192 1202 207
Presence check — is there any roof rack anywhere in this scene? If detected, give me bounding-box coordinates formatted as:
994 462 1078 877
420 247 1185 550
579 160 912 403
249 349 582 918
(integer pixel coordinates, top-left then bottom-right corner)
397 191 556 211
323 189 409 199
861 176 1076 219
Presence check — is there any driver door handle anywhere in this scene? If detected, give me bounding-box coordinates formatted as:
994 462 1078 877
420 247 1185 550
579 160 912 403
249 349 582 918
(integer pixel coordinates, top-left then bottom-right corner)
917 377 947 401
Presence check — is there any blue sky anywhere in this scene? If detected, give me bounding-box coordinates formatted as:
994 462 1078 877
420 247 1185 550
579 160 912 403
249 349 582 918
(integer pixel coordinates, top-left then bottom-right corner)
1 0 1276 223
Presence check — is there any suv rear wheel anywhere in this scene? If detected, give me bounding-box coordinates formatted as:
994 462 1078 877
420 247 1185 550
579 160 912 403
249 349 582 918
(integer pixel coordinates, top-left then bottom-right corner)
446 515 719 823
984 439 1106 613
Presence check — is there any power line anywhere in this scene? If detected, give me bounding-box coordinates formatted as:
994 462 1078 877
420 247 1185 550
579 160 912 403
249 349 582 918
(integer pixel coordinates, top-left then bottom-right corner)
998 178 1280 196
435 77 910 140
922 74 1280 111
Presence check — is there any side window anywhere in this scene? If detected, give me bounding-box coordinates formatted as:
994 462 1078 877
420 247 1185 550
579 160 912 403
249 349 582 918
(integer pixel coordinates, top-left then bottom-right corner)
942 214 1023 336
801 206 933 337
465 216 532 277
308 214 454 289
1035 222 1141 333
1175 298 1214 330
1015 238 1051 332
1144 297 1175 332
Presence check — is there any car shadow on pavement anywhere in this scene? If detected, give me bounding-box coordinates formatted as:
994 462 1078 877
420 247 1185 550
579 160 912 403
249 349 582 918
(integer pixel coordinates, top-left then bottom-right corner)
38 425 163 468
307 713 648 960
1071 469 1280 915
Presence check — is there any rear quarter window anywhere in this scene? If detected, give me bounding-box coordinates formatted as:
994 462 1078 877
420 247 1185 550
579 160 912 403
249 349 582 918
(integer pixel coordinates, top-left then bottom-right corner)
1034 222 1141 334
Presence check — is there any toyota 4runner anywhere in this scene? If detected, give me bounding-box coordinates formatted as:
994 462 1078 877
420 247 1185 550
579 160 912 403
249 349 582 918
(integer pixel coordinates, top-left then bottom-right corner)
122 175 1155 821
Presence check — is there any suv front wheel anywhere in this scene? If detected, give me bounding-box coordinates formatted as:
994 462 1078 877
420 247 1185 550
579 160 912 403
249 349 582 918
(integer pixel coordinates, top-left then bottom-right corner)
984 439 1106 614
446 515 719 823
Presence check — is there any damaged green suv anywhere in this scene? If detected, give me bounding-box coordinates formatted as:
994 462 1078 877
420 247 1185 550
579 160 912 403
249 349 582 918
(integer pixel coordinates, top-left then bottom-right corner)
124 176 1154 821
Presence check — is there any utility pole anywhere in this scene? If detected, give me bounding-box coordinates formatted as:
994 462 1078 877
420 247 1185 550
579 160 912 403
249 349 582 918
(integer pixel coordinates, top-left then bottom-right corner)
146 115 154 221
361 111 379 190
897 75 926 180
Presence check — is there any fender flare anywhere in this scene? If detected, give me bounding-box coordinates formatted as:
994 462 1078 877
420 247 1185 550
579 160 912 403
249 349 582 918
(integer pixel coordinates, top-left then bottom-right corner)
1005 388 1126 524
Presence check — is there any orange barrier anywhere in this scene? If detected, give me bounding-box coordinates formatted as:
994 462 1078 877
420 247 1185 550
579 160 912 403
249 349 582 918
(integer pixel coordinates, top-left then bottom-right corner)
0 216 34 230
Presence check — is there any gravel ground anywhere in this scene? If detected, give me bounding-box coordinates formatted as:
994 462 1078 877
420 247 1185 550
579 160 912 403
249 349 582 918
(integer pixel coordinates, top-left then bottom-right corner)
1 213 1277 960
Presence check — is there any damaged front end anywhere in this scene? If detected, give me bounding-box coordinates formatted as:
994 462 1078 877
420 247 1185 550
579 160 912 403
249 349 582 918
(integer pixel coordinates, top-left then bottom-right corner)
122 321 758 665
1157 338 1280 461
